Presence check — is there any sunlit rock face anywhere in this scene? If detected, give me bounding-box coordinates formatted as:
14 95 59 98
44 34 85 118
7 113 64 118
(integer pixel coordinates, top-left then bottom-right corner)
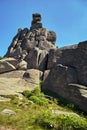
5 13 56 71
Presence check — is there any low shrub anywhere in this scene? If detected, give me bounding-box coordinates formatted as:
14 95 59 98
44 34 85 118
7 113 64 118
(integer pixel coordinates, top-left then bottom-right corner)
35 110 55 129
22 90 32 98
22 86 43 98
35 110 87 130
29 96 48 106
56 114 87 130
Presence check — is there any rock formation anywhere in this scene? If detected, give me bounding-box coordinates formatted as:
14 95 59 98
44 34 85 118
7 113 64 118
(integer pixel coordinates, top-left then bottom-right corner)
5 13 56 71
0 13 87 112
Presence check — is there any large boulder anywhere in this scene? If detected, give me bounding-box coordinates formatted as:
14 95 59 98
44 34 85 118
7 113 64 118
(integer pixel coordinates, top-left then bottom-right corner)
0 69 43 95
43 64 87 112
47 41 87 86
43 64 77 93
67 84 87 112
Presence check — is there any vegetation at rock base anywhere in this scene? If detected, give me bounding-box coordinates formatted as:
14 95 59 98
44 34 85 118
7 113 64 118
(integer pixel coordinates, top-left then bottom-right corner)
0 85 87 130
0 56 3 60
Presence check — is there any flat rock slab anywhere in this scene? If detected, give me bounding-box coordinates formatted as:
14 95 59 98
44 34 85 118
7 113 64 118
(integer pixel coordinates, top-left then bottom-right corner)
51 110 79 116
0 69 42 96
0 77 37 95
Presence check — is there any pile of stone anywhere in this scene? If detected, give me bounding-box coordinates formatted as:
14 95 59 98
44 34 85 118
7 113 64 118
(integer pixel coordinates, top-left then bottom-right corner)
5 13 56 71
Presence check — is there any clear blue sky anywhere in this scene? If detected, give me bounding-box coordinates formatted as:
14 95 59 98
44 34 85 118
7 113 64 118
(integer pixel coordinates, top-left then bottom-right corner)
0 0 87 56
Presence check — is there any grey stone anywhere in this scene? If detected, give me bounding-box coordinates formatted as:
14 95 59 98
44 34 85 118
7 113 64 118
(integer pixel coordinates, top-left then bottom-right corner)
43 64 77 92
25 48 39 69
23 69 42 85
30 13 42 30
21 38 38 50
25 48 48 71
43 65 87 112
67 84 87 112
1 57 19 68
0 61 16 74
0 69 42 95
47 41 87 86
17 60 27 70
19 28 29 40
47 31 56 44
38 41 56 51
1 109 16 115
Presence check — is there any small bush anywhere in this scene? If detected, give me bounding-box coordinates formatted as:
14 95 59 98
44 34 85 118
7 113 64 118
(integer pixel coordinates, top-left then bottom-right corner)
22 90 32 98
31 86 41 96
35 110 87 130
35 110 55 129
22 86 42 98
11 98 19 105
66 103 77 111
56 114 87 130
29 96 48 106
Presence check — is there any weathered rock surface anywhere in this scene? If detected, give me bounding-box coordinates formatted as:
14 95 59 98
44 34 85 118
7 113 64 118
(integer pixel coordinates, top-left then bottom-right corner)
0 69 42 95
17 60 27 70
43 41 87 112
25 48 48 71
47 41 87 86
43 64 78 92
43 65 87 112
1 57 19 68
0 61 16 74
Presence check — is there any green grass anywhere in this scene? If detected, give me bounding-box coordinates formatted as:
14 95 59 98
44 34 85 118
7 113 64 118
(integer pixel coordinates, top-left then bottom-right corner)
0 86 87 130
0 56 3 60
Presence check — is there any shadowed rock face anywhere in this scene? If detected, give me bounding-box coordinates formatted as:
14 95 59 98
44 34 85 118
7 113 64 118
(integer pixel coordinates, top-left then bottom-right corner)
30 13 42 30
43 41 87 112
1 13 87 112
47 41 87 86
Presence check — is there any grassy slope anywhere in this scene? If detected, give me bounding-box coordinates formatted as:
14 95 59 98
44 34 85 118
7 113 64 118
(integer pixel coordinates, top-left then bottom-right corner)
0 87 87 130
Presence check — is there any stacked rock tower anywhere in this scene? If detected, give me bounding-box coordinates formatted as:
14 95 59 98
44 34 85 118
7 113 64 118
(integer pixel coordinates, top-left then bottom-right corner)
30 13 42 29
5 13 56 71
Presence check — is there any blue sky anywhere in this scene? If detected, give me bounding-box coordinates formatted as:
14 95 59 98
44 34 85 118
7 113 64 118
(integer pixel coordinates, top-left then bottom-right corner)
0 0 87 56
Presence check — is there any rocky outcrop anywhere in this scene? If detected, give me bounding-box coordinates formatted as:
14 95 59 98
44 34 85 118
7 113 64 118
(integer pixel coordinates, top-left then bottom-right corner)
43 41 87 112
1 13 87 112
5 13 56 71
